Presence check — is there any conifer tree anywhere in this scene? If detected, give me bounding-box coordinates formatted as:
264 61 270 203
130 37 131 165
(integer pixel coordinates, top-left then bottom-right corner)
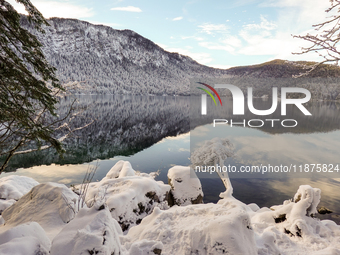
0 0 64 173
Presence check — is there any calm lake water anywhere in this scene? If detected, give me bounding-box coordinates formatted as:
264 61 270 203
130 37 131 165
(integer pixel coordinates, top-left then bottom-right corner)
2 95 340 222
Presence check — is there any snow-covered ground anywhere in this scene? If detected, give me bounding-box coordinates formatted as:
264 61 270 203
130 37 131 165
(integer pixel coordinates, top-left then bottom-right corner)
0 161 339 255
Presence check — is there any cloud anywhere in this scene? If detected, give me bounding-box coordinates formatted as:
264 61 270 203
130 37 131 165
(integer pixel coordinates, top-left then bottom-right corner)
194 1 329 63
173 16 183 21
198 36 242 55
198 23 229 35
199 41 235 53
7 0 94 19
243 16 277 31
111 6 142 12
261 0 329 23
181 36 205 41
156 43 213 65
235 10 327 61
238 16 278 54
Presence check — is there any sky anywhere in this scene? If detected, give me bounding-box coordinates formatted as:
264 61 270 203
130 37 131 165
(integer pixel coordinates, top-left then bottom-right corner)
8 0 331 68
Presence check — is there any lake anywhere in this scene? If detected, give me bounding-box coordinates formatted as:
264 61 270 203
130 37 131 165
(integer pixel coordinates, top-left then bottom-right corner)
2 95 340 222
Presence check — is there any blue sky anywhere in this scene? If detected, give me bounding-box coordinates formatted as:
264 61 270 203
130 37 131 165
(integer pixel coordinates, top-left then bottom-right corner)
9 0 330 68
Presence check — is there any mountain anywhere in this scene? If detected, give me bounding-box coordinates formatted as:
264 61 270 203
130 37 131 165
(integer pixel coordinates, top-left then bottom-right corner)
227 59 340 78
20 17 340 97
21 16 228 95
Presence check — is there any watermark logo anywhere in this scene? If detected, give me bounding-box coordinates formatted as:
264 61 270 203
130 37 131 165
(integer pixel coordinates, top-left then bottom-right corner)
199 83 312 116
197 83 312 128
196 82 222 115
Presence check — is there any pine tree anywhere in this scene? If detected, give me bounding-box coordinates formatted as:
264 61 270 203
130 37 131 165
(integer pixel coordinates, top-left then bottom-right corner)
0 0 64 173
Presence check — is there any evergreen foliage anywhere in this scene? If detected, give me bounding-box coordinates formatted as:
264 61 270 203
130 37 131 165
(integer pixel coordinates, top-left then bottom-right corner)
0 0 64 173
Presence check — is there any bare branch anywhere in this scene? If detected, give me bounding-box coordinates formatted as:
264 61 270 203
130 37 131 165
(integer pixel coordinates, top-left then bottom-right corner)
292 1 340 76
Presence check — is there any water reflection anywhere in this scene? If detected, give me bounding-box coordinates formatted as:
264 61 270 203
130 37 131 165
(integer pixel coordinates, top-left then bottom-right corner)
2 95 340 223
3 95 190 171
190 96 340 134
192 124 340 178
190 96 340 221
2 133 191 186
191 97 340 178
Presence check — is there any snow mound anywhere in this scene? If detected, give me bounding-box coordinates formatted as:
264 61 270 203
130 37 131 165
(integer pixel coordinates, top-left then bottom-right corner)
51 206 122 255
81 161 170 232
124 197 257 255
167 166 203 206
2 182 78 239
0 175 39 214
126 239 163 255
0 222 50 255
105 160 135 179
251 185 340 254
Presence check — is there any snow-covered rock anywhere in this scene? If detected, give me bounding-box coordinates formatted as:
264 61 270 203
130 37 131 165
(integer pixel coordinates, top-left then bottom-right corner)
126 240 163 255
78 161 170 232
0 175 39 214
104 160 135 179
124 197 257 255
251 185 340 254
167 166 203 206
2 182 78 239
0 171 339 255
50 206 122 255
0 222 51 255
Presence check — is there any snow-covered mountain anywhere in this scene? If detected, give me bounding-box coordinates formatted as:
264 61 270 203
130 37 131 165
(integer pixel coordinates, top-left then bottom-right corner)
21 17 227 95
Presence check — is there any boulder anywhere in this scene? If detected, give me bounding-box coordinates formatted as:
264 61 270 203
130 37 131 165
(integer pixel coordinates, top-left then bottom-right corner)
2 182 78 239
167 166 203 206
124 197 257 255
0 222 50 255
51 206 122 255
0 175 39 214
78 161 170 232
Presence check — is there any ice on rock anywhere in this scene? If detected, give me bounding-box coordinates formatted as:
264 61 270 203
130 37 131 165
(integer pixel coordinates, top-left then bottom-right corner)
50 206 122 255
79 160 170 232
2 182 78 240
167 166 203 206
0 175 39 214
0 222 51 255
124 197 257 255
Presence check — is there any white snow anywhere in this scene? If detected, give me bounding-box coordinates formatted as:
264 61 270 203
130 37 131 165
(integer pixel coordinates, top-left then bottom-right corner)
0 175 39 214
0 222 51 255
167 166 203 206
2 182 78 240
104 160 135 179
124 197 257 255
0 163 339 255
251 185 340 254
50 206 122 255
76 160 170 232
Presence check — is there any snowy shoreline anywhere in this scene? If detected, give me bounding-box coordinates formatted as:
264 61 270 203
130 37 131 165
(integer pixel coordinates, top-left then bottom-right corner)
0 161 339 255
